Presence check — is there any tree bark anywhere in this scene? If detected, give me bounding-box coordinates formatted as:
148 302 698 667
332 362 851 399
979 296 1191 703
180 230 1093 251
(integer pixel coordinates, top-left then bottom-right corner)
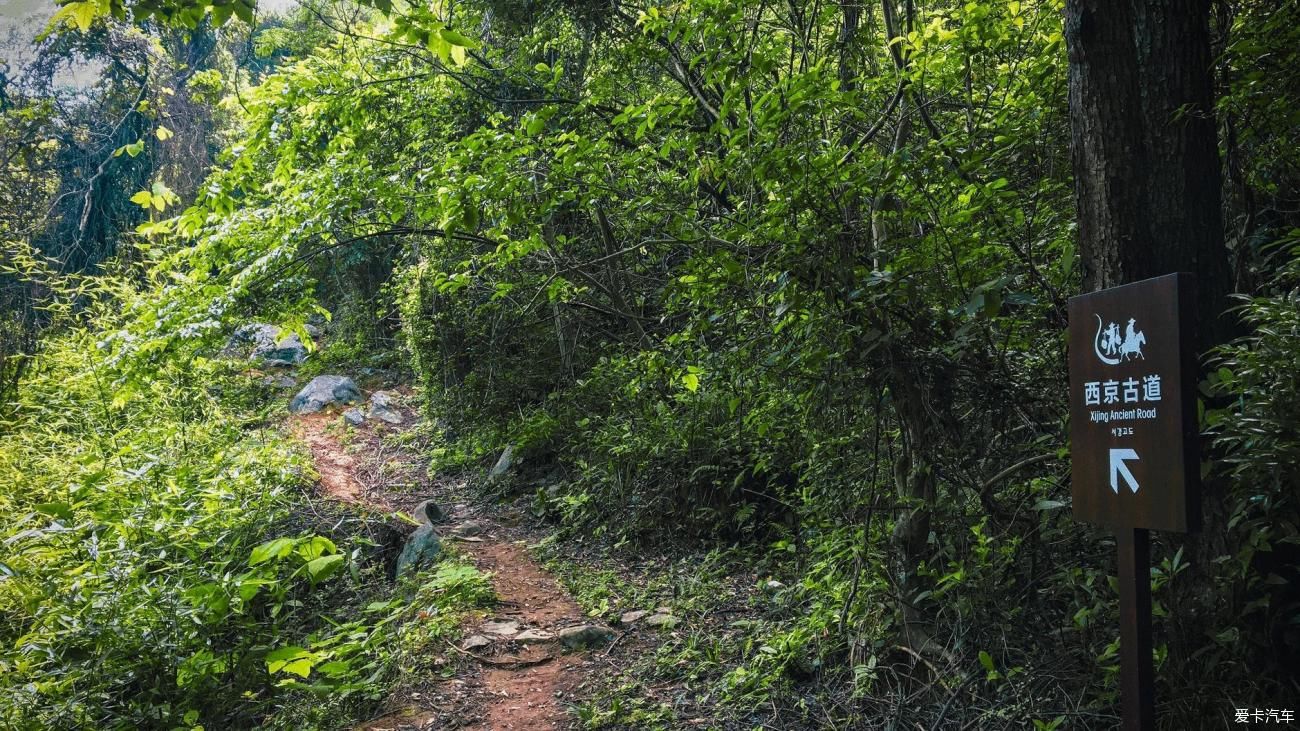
1064 0 1234 674
1064 0 1232 350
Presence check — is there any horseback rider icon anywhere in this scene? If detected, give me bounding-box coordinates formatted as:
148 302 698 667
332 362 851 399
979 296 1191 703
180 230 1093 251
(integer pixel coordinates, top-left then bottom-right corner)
1094 315 1146 365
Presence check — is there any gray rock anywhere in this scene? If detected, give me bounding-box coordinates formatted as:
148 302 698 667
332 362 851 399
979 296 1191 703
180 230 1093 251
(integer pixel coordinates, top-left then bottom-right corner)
289 375 361 414
620 610 650 626
342 408 366 426
452 520 486 537
645 613 677 629
413 499 446 524
462 634 493 651
394 524 441 577
488 445 515 480
481 620 520 637
515 629 555 643
259 374 297 389
557 624 615 650
254 331 309 367
225 324 317 366
367 391 403 424
764 579 786 592
224 324 279 357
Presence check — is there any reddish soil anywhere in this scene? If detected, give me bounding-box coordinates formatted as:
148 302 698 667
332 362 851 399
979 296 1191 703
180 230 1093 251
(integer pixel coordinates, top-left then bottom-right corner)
292 413 370 505
288 395 594 731
466 541 588 731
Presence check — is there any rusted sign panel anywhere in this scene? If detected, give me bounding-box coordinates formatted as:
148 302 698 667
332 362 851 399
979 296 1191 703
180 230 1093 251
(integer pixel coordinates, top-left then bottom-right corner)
1067 273 1200 533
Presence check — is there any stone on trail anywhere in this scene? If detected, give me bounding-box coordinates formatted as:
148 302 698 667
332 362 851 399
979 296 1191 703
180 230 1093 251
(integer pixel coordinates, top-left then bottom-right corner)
619 610 650 626
488 445 514 480
367 390 403 424
557 624 615 650
482 620 520 637
451 520 486 537
395 524 441 577
342 408 366 426
514 628 555 643
412 499 446 524
289 375 361 414
645 613 677 629
462 635 493 651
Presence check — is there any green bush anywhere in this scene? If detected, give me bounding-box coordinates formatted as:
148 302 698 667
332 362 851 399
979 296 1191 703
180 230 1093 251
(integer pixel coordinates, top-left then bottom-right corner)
1203 238 1300 691
0 294 400 729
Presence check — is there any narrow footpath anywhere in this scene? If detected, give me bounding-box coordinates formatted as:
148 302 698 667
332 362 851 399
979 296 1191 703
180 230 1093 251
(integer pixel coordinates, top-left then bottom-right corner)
289 395 600 731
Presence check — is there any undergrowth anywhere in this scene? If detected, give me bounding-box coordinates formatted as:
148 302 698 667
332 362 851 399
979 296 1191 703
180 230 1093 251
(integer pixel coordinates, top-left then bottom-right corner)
0 262 495 728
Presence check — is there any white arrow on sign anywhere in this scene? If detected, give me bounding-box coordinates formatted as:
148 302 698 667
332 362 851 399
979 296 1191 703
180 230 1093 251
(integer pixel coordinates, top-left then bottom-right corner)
1109 448 1140 493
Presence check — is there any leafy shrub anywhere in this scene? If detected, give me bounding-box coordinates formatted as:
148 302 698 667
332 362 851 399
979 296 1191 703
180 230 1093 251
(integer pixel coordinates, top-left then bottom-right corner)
0 286 400 729
1202 238 1300 691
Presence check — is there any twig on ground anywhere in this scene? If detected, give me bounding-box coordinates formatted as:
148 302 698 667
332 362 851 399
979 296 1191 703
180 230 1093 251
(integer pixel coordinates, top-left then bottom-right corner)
602 630 629 657
444 639 555 668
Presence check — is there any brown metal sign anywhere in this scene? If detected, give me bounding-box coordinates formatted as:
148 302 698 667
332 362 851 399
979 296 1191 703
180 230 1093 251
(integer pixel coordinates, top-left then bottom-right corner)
1067 273 1200 533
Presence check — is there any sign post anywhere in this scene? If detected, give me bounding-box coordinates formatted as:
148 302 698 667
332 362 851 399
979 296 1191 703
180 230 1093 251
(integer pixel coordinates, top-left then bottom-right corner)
1067 273 1201 731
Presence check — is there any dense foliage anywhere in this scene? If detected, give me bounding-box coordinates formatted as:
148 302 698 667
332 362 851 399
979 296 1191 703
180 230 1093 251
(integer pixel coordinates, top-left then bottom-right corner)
0 255 503 728
1 0 1297 727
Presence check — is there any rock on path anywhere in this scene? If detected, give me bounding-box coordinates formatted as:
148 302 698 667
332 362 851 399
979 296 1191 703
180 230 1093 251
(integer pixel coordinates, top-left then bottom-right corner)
289 375 361 414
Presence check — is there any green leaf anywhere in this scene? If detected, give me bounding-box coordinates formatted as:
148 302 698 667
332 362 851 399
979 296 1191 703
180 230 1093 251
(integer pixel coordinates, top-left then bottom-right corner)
437 27 480 49
249 537 296 565
238 577 273 601
280 658 314 677
210 2 233 25
305 554 344 583
155 126 174 141
682 373 699 392
130 191 153 208
315 660 350 677
978 650 995 673
265 645 308 663
295 536 337 561
67 1 98 33
35 502 73 520
265 646 315 676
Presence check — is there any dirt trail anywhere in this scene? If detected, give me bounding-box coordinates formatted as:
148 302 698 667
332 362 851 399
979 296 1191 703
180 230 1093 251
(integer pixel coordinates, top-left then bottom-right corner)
468 542 587 731
291 402 595 730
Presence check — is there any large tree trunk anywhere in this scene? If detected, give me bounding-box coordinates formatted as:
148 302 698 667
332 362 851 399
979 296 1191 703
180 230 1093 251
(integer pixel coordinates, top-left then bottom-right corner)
1064 0 1232 349
1064 0 1233 672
